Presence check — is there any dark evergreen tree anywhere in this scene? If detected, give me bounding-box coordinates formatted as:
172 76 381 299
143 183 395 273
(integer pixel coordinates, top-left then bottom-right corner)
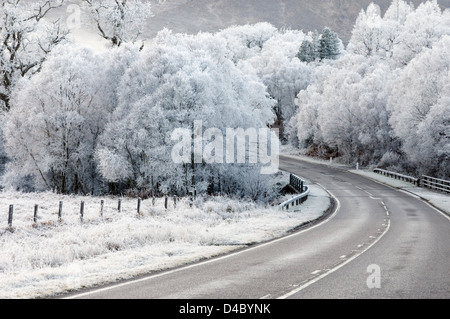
298 28 341 63
298 40 315 62
297 31 320 63
319 27 342 60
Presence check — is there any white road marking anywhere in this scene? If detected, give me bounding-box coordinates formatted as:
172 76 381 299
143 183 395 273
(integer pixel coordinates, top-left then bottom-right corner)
398 189 421 199
278 217 391 299
350 170 449 222
423 201 450 222
65 182 341 299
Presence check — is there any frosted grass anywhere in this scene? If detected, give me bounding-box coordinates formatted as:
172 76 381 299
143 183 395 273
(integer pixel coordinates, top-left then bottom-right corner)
0 185 330 298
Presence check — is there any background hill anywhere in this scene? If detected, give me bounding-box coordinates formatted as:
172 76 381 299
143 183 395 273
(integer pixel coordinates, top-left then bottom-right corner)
145 0 450 43
57 0 450 47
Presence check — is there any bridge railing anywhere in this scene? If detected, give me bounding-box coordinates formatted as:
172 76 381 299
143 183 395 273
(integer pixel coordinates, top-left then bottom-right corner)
373 168 419 186
421 175 450 194
289 174 305 193
280 174 309 211
373 168 450 194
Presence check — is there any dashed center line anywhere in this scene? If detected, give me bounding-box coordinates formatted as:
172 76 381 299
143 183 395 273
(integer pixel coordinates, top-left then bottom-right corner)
278 217 392 299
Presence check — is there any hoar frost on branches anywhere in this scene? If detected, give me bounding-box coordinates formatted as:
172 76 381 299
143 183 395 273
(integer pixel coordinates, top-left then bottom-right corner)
297 28 343 63
2 24 296 199
0 0 67 111
217 24 317 141
387 36 450 177
290 0 450 178
82 0 153 47
95 30 277 199
291 54 398 165
2 44 117 194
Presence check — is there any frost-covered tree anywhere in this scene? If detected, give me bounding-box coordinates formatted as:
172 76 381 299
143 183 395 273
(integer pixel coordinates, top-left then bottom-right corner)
291 0 450 173
216 22 278 63
289 64 330 151
298 28 342 63
297 39 316 63
388 36 450 177
0 0 67 111
319 27 342 61
2 44 113 194
348 0 449 63
380 0 415 59
384 0 415 24
297 31 320 63
291 53 398 165
96 30 277 198
348 3 386 57
393 0 450 65
240 29 311 141
82 0 152 47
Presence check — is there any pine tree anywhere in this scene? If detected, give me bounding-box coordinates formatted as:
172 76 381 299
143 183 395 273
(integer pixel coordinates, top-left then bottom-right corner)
297 31 320 63
298 40 316 63
319 27 341 60
298 28 341 63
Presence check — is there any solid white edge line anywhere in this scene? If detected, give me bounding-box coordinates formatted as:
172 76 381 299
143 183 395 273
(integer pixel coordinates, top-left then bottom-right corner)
350 170 450 222
280 157 448 298
64 182 340 299
277 216 391 299
424 201 450 222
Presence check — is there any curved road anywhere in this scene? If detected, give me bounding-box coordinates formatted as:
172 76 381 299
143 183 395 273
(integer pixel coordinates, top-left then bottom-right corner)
65 155 450 299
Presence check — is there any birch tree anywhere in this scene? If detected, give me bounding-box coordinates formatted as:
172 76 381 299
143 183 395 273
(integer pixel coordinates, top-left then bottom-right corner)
82 0 152 47
2 44 110 193
0 0 67 111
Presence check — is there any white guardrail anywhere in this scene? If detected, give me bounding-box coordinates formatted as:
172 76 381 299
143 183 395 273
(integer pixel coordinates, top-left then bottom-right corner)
279 174 310 211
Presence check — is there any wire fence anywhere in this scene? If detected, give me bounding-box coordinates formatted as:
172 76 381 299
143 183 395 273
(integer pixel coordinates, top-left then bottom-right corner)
3 195 188 231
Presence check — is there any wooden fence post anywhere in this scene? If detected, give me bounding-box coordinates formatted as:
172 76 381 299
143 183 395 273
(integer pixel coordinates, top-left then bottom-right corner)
58 201 63 222
80 201 85 222
8 205 13 228
165 196 168 210
137 198 141 215
118 199 122 212
100 200 104 217
34 204 38 224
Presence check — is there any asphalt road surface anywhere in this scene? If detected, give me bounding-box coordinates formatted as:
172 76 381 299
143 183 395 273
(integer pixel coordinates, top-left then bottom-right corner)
64 155 450 299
